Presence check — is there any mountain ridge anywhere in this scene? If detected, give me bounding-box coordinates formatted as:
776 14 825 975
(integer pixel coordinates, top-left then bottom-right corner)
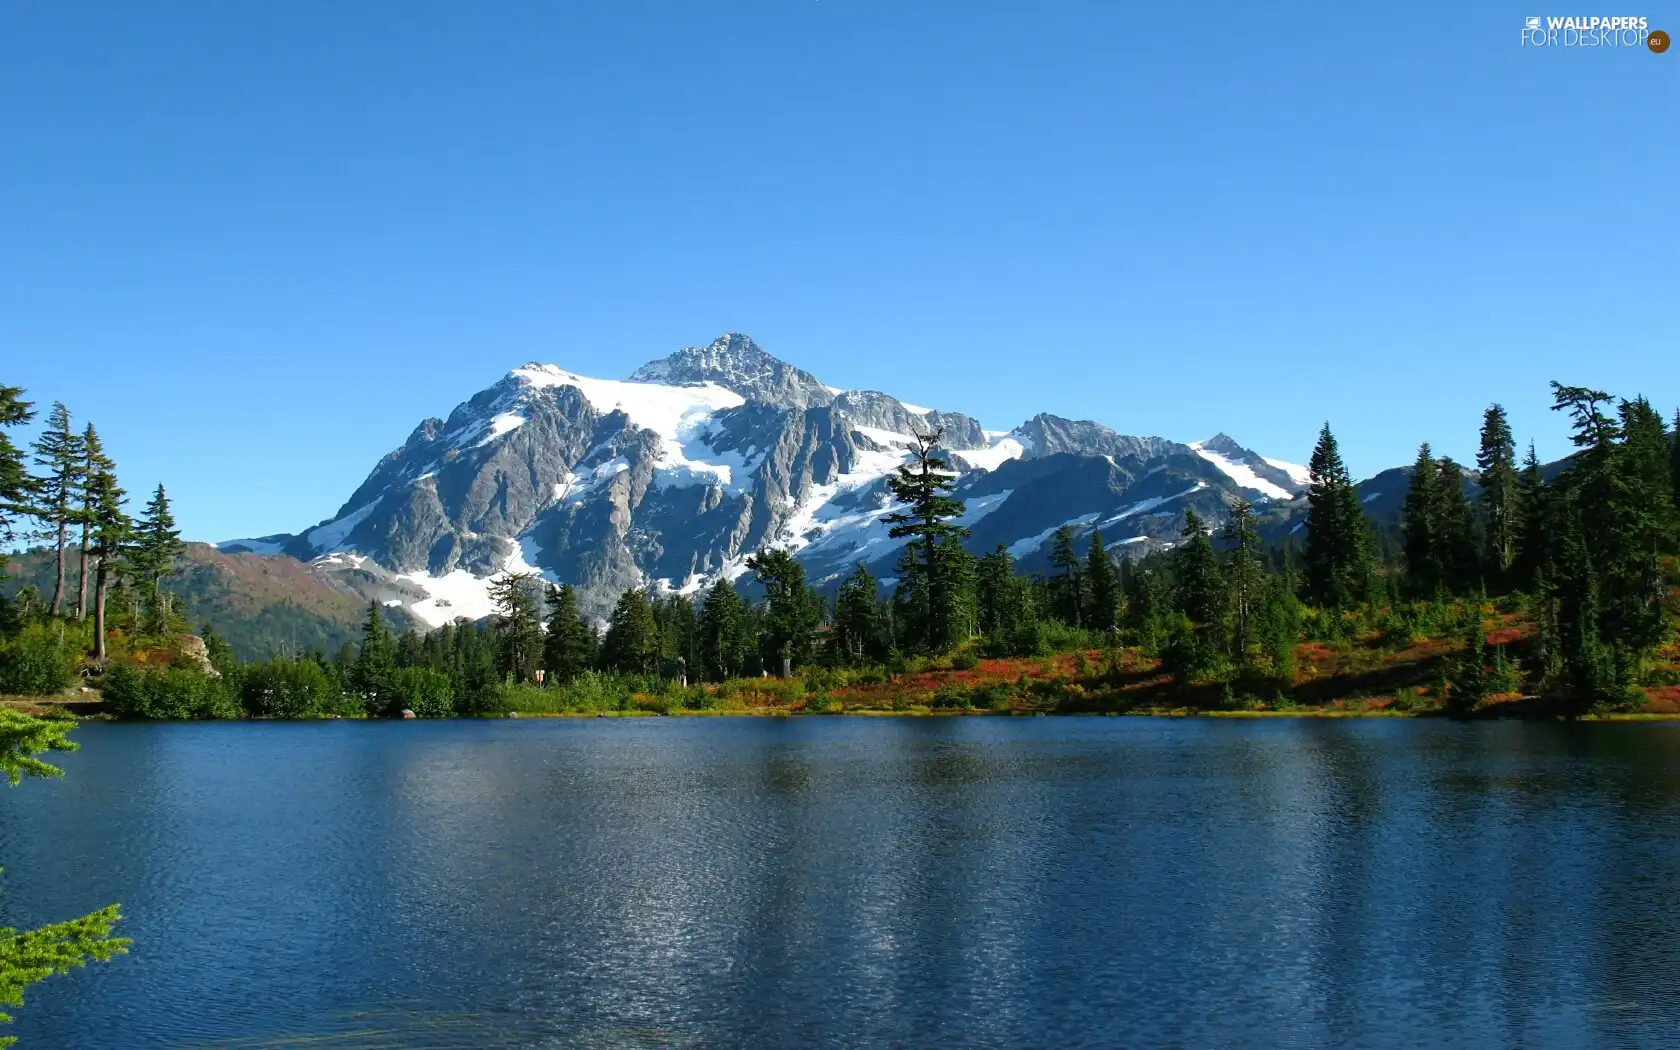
220 333 1316 627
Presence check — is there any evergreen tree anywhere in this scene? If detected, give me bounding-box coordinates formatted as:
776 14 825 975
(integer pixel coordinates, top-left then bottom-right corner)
698 580 752 681
832 564 886 666
1123 559 1173 657
601 589 661 675
352 600 396 711
1085 530 1119 632
1671 408 1680 518
0 386 37 569
976 545 1037 651
541 584 598 683
30 402 85 617
73 424 113 620
1434 457 1479 593
127 484 183 633
86 468 130 663
1174 509 1227 666
1048 526 1084 626
1303 424 1372 609
882 430 969 652
1222 497 1265 667
1447 620 1487 718
488 572 543 684
1401 442 1442 594
747 548 820 677
1511 441 1548 591
1476 403 1520 581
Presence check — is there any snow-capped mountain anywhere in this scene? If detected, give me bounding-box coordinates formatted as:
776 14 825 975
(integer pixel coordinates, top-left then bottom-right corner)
221 334 1311 625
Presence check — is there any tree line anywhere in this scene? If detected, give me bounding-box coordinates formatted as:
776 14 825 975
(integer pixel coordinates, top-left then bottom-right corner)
5 377 1676 718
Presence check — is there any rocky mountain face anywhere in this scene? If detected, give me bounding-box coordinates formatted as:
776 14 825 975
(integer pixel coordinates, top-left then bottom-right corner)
222 333 1317 625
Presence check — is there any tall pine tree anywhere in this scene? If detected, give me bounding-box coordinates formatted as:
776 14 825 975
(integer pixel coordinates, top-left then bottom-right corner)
86 467 130 663
488 572 543 684
1303 424 1372 609
602 589 661 675
698 580 752 681
127 484 183 634
30 402 85 617
882 430 969 652
0 385 36 568
1476 404 1519 581
1222 497 1265 667
541 584 598 683
74 423 113 620
747 547 820 677
1401 442 1442 594
1085 530 1119 632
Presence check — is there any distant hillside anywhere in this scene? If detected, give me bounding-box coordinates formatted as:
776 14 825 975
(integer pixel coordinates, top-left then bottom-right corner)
1 543 414 662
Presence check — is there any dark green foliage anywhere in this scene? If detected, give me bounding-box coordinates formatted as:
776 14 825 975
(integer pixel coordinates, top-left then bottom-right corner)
883 430 970 652
1511 442 1548 592
127 484 183 635
0 623 79 696
1222 498 1265 668
698 580 753 681
388 665 454 718
602 589 661 674
241 658 341 718
747 547 820 677
831 564 888 666
0 386 36 563
1446 621 1486 718
1085 530 1119 632
541 584 598 683
28 402 84 618
101 664 238 720
1477 404 1520 581
1048 526 1084 626
0 709 129 1047
488 572 543 684
1303 424 1373 609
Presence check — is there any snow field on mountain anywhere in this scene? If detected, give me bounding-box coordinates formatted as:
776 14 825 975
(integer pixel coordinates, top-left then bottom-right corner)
1189 442 1294 501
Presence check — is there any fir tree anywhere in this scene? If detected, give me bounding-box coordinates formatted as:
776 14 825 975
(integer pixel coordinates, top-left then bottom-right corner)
1401 442 1442 594
747 548 820 677
602 589 661 675
1476 403 1519 580
352 600 396 712
1175 509 1227 666
0 385 37 569
1085 530 1119 632
698 580 752 681
29 402 85 617
488 572 543 684
73 424 113 620
1671 408 1680 518
127 484 183 633
541 584 598 684
1303 424 1372 609
832 564 885 666
882 430 969 652
86 468 130 664
1048 526 1084 626
1434 457 1479 593
1222 497 1265 667
1511 442 1548 591
976 545 1037 650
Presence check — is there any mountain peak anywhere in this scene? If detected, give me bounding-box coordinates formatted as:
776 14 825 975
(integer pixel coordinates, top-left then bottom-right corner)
629 333 835 410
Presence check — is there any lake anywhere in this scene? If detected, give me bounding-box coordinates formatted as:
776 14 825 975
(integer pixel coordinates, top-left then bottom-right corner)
2 717 1679 1048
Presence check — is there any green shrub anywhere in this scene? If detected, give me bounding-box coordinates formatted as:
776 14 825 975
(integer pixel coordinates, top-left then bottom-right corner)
389 666 454 718
950 650 980 671
0 622 80 696
103 663 239 720
930 682 971 709
241 658 342 718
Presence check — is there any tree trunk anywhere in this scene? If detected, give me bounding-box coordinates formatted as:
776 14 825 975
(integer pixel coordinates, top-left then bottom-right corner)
93 560 110 664
49 519 67 617
76 519 90 619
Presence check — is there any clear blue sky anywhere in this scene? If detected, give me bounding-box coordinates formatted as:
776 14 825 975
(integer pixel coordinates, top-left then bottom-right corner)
2 2 1675 542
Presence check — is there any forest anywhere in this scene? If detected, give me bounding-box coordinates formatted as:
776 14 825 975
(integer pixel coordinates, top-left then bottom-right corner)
2 379 1677 720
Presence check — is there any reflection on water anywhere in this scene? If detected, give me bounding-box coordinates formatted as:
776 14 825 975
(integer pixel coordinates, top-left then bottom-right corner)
3 718 1680 1048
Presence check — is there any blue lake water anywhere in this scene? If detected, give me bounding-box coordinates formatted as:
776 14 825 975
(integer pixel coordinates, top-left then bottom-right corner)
3 717 1679 1048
